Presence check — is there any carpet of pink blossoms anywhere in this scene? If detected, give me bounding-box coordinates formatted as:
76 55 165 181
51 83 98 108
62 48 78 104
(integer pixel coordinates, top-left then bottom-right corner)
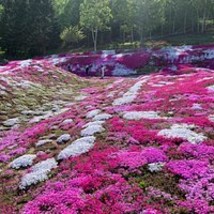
0 45 214 214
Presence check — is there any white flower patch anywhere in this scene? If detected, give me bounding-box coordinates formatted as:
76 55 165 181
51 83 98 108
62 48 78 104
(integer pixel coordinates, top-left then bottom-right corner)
81 124 105 137
207 85 214 92
113 79 148 106
19 59 32 68
203 49 214 60
191 103 202 110
3 118 19 127
107 91 116 98
62 119 73 125
21 110 34 115
16 80 39 89
82 121 105 128
148 162 165 173
112 95 136 106
29 111 53 124
86 109 102 119
75 95 87 101
56 134 71 144
10 154 37 169
209 115 214 123
29 108 70 124
123 111 162 120
158 124 207 144
19 158 58 189
112 64 136 76
92 113 112 121
57 136 96 160
35 139 52 147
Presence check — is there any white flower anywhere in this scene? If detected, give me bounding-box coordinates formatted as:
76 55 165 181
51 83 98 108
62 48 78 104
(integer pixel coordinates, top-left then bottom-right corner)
10 154 37 169
86 109 102 118
75 95 87 101
207 85 214 92
158 124 207 144
57 136 96 160
92 113 112 121
148 162 165 173
56 134 71 144
123 111 163 120
3 118 19 127
112 64 136 76
81 124 105 136
62 119 73 125
113 95 137 106
191 103 202 110
82 121 105 128
35 139 52 147
209 115 214 123
19 158 58 189
113 79 148 106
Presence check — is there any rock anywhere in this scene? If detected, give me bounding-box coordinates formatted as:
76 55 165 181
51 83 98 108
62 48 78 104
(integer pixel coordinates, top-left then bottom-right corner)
56 134 71 144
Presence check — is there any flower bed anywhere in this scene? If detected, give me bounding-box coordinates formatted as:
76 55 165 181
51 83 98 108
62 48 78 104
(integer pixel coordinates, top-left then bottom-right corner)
0 45 214 213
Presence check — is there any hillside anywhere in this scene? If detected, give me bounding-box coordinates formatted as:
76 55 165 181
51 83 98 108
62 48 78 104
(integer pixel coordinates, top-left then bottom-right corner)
0 46 214 214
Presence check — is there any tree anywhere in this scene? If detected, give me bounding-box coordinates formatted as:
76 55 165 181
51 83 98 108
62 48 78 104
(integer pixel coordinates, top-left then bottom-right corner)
60 26 85 47
132 0 165 43
0 0 30 57
27 0 60 56
80 0 112 51
0 4 3 18
53 0 83 28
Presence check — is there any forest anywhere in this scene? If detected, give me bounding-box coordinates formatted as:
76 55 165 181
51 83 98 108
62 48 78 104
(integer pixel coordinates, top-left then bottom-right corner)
0 0 214 58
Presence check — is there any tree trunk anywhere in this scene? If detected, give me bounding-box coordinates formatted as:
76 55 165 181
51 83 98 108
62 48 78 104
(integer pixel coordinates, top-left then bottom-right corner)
201 5 207 33
91 28 98 51
140 29 143 46
184 10 187 34
131 28 134 43
161 23 164 36
172 12 176 34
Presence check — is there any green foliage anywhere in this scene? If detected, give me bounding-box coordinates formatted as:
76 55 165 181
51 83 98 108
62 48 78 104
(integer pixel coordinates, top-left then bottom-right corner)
80 0 112 31
139 180 147 189
60 26 85 47
80 0 112 50
0 0 213 57
0 4 3 18
0 0 59 58
53 0 83 28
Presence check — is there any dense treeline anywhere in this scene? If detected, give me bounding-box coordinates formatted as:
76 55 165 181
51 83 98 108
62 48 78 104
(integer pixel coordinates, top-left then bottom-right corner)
0 0 213 58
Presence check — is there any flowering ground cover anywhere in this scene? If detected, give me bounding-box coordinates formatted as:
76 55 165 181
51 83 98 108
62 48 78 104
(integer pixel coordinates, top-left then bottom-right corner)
0 45 214 213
